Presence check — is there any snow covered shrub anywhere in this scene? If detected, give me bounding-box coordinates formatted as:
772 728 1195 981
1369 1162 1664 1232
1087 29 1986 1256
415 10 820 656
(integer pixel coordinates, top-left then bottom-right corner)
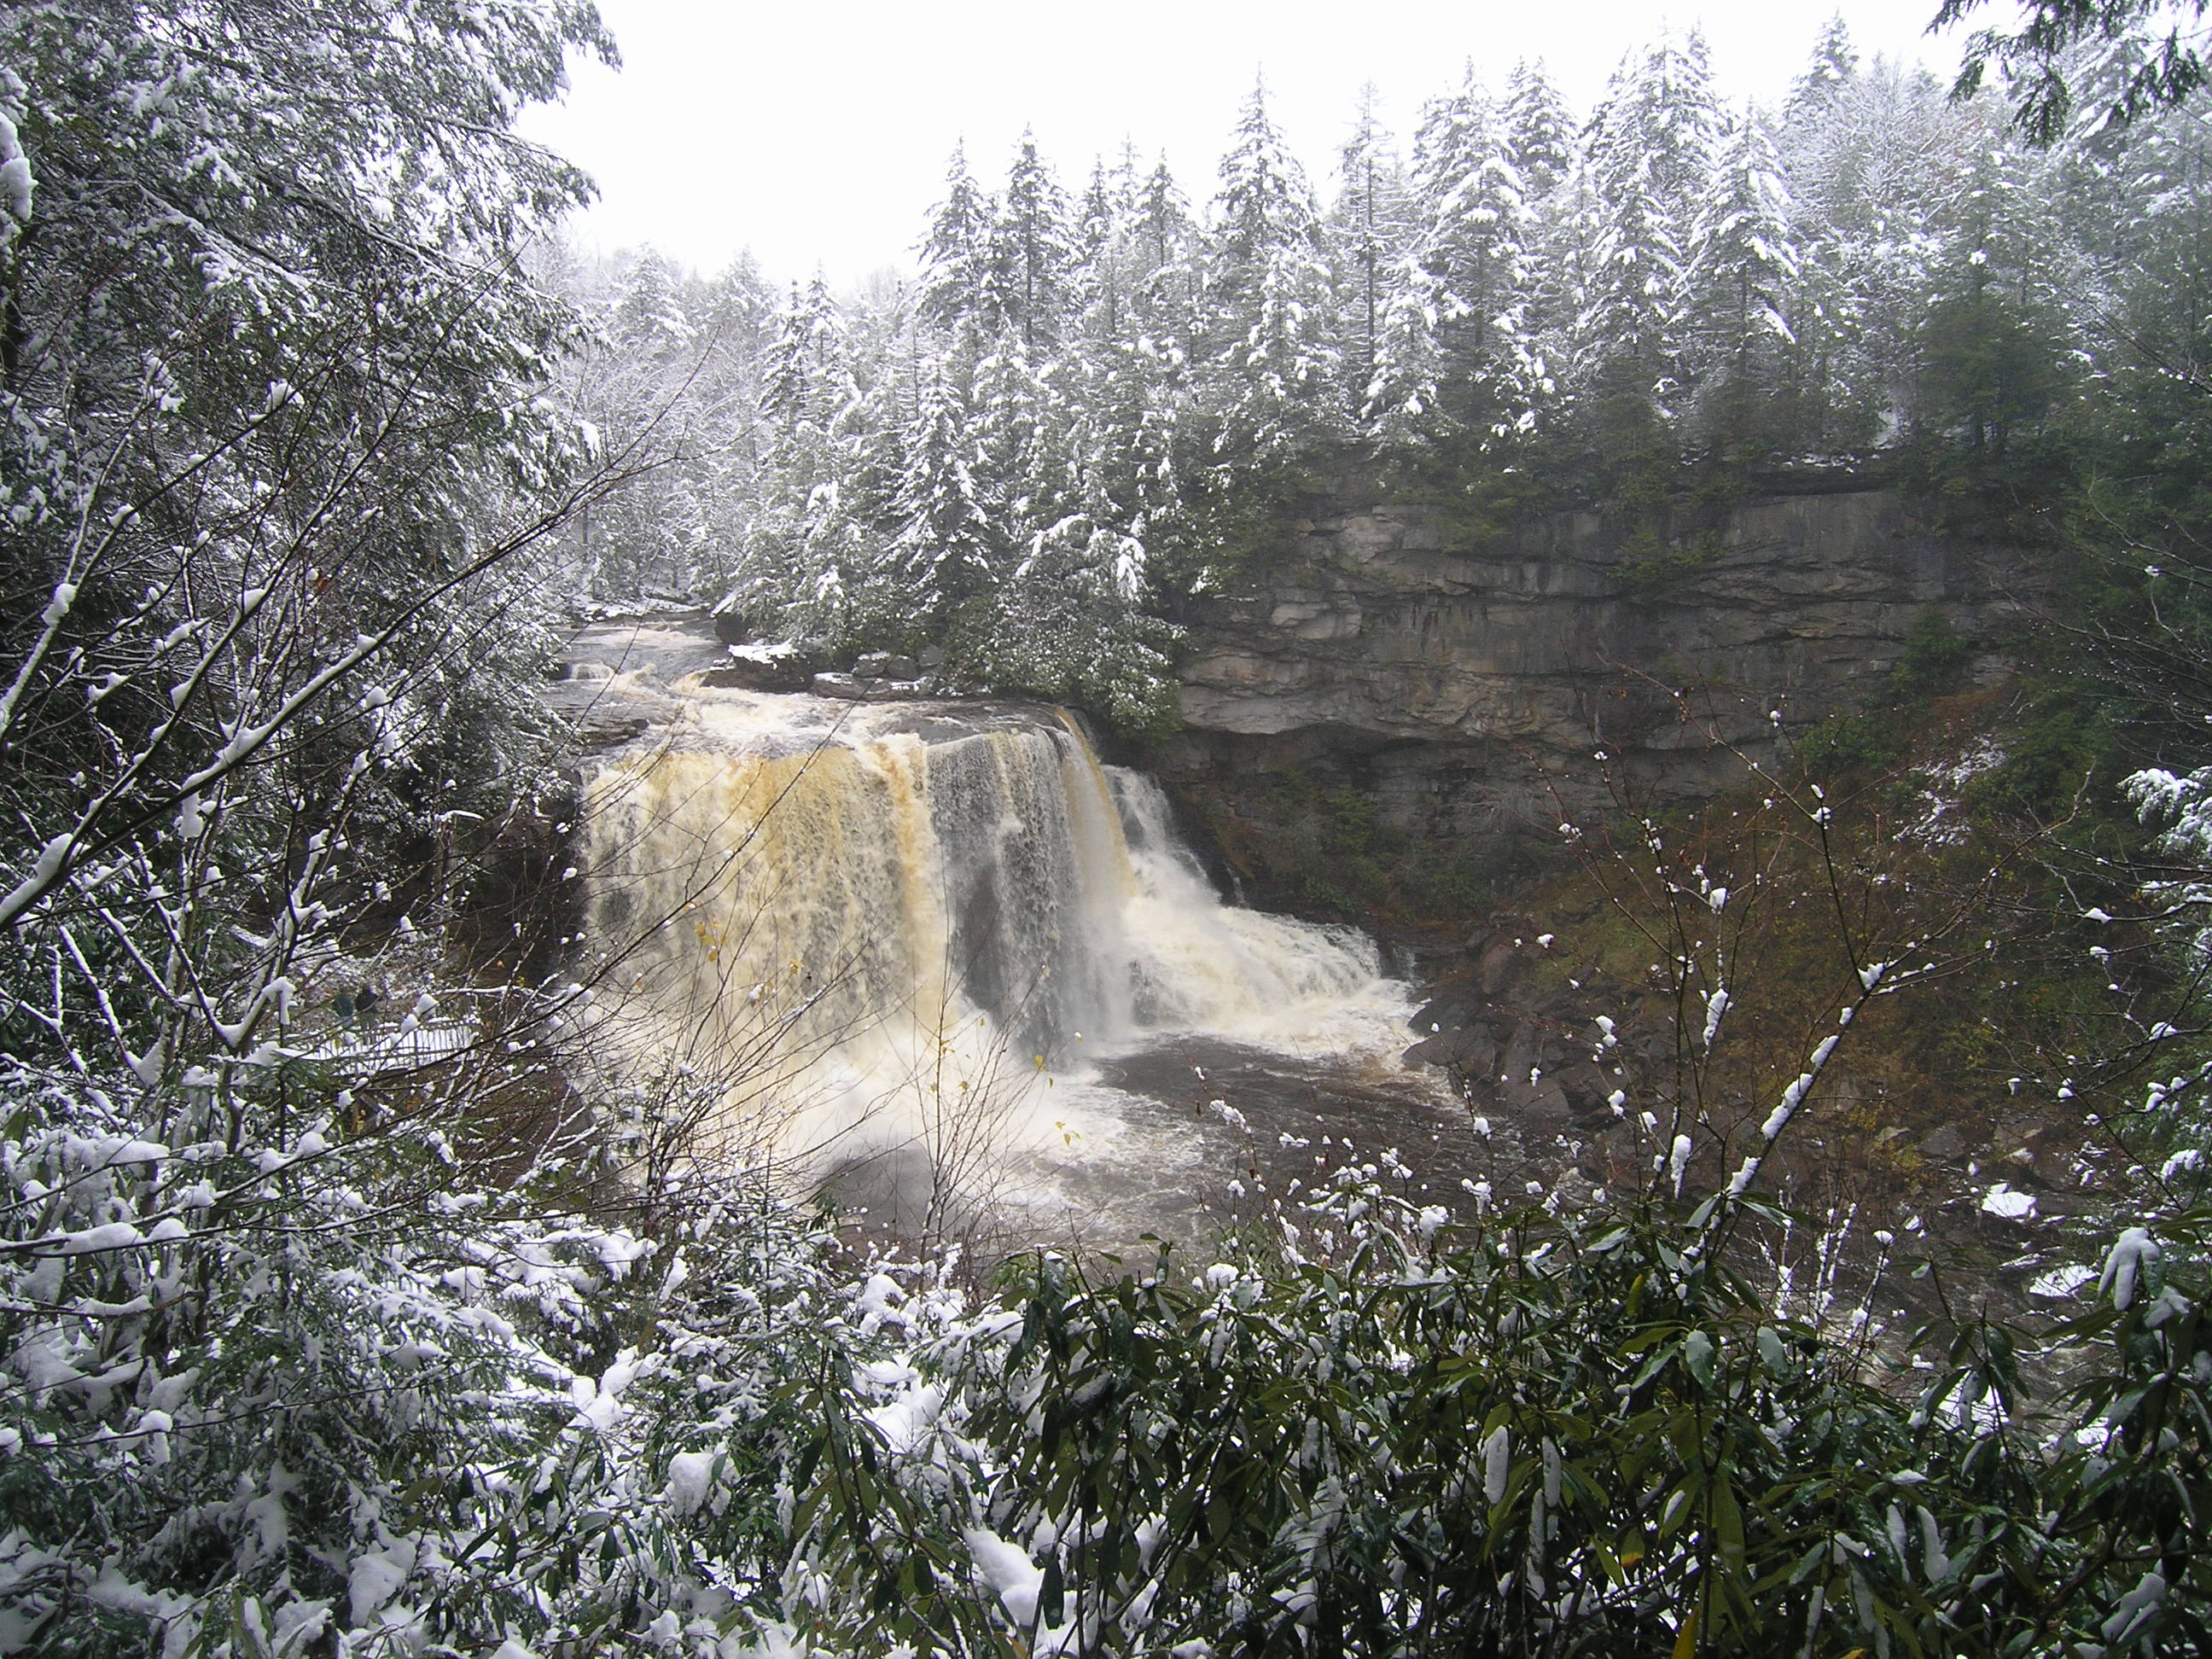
756 1167 2212 1658
0 1045 911 1656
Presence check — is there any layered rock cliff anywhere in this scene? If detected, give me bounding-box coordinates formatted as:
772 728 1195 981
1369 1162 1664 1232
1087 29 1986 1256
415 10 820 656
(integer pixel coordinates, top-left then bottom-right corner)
1148 482 2045 911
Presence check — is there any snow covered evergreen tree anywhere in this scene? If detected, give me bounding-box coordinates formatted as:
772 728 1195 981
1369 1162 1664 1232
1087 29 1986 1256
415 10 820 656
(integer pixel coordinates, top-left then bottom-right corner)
992 507 1179 731
1381 66 1534 436
1503 58 1577 204
1329 86 1419 424
1781 55 1971 448
887 365 999 655
1574 31 1722 416
1071 159 1131 339
1129 156 1202 363
1201 81 1340 461
1684 109 1800 451
1914 104 2074 455
568 250 709 599
738 277 874 643
1500 60 1582 415
1785 12 1861 129
990 134 1080 357
917 143 998 341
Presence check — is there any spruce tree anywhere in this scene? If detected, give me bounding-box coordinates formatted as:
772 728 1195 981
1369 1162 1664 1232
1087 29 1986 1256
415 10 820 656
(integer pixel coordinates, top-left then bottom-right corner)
1502 58 1576 204
1501 60 1582 418
1685 109 1800 451
1131 156 1201 355
1784 13 1860 130
991 134 1079 357
917 143 998 339
1202 80 1339 460
1384 65 1533 436
739 277 870 644
888 366 999 655
1914 105 2072 455
1330 85 1418 424
1575 30 1722 416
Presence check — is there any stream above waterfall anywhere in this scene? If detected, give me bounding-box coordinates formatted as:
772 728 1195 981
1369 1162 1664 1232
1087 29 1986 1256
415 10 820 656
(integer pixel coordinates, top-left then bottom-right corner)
558 616 1497 1252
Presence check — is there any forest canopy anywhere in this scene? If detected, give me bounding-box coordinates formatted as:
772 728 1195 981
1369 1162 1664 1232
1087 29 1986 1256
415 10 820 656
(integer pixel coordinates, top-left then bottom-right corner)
553 18 2212 732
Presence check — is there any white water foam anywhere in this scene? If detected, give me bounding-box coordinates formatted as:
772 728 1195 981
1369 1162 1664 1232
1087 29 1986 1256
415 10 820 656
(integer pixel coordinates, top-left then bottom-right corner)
569 680 1429 1227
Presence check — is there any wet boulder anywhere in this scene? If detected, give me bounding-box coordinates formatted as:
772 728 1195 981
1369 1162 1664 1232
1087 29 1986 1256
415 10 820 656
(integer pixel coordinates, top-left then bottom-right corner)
1404 1027 1498 1075
1408 994 1481 1037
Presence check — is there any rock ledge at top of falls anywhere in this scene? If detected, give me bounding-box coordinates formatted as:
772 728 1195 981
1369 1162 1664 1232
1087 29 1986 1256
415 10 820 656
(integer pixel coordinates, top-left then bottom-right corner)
1155 484 2048 870
542 610 1074 756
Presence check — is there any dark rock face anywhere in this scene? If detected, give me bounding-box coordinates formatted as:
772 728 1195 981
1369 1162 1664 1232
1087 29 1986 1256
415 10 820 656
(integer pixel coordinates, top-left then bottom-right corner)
1150 487 2040 890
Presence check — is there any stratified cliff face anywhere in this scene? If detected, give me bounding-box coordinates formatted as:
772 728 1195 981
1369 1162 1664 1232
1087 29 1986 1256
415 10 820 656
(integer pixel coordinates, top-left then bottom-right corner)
1150 486 2044 906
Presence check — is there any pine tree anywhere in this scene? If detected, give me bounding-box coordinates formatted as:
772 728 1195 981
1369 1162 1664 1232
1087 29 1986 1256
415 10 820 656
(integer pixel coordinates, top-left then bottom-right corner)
738 276 872 643
992 506 1179 732
888 367 998 651
917 143 998 338
1502 59 1576 204
1685 109 1800 449
760 275 857 434
1330 85 1418 422
1775 48 1970 449
575 248 708 599
1131 156 1201 353
1381 65 1533 435
1575 30 1723 414
609 248 696 358
971 338 1066 550
1914 104 2072 454
1784 14 1860 129
1073 159 1127 337
1501 60 1581 415
990 133 1080 356
1202 80 1339 458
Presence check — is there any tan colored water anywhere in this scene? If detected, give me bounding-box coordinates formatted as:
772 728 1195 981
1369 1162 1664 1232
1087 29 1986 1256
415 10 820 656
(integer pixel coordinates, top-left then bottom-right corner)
570 678 1433 1236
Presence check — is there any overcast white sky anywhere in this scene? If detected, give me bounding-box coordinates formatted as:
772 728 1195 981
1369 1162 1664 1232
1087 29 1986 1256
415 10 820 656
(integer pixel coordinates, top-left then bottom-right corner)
518 0 1970 288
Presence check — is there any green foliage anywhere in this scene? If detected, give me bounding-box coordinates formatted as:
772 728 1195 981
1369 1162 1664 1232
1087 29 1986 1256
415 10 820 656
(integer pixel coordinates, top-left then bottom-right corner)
1937 0 2212 143
0 1051 895 1657
1918 288 2069 457
1790 613 1977 784
1369 429 1571 550
1615 532 1726 592
1967 690 2112 817
1799 711 1910 779
1150 452 1310 594
775 1173 2212 1658
1895 607 1976 696
1246 766 1402 915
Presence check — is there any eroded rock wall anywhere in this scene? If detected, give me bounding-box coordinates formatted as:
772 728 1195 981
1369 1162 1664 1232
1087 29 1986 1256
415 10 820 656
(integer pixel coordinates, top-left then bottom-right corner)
1149 485 2042 910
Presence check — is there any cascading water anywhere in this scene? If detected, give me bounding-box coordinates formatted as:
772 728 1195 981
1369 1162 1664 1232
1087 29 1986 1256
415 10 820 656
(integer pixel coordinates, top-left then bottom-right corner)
569 663 1435 1237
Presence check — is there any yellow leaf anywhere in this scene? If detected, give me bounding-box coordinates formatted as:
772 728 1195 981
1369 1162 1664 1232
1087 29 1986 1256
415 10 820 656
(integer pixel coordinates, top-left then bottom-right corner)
1671 1610 1698 1659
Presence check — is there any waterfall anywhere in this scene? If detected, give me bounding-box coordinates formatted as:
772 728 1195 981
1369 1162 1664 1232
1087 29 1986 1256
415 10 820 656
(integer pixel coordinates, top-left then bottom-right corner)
571 684 1404 1184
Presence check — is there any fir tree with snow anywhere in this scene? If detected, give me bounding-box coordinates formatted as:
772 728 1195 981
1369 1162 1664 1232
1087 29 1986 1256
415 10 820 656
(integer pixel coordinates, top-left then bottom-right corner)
1201 80 1340 463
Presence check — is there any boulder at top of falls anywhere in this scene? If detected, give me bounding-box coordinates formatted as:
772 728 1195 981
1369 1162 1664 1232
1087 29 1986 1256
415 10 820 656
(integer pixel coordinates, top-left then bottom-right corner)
697 642 816 693
813 672 931 702
853 650 920 681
